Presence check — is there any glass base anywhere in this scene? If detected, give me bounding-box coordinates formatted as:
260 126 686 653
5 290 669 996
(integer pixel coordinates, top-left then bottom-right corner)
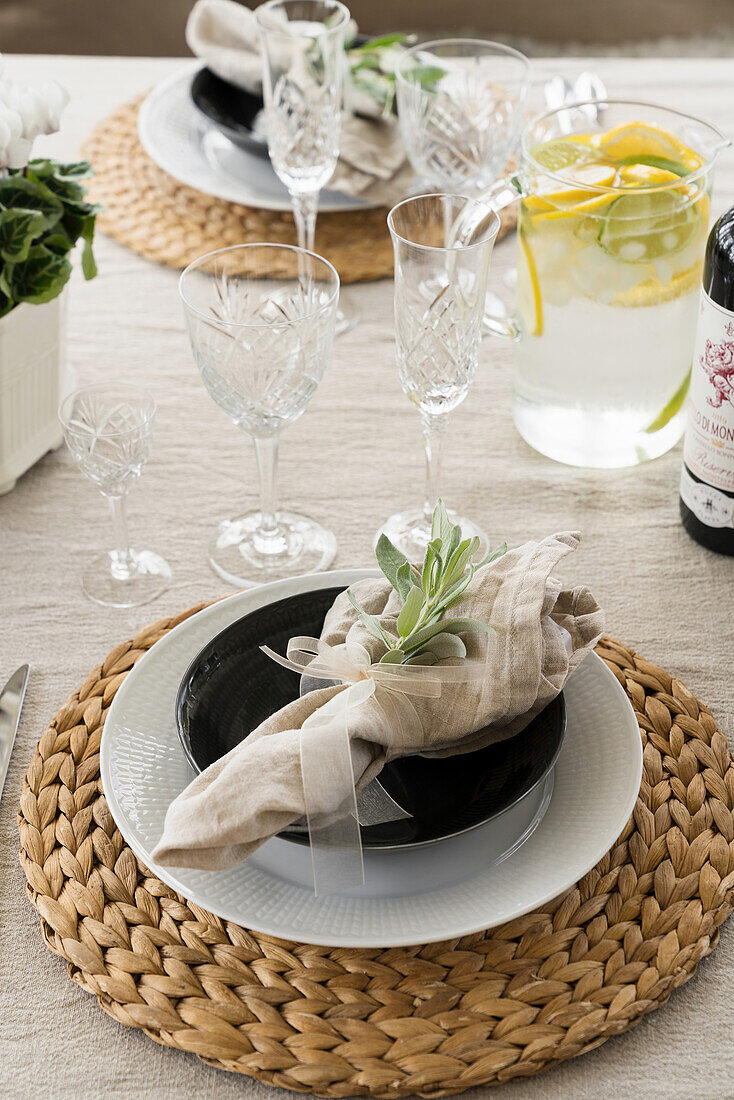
335 305 359 336
82 549 172 608
375 507 490 562
209 510 337 587
512 397 687 469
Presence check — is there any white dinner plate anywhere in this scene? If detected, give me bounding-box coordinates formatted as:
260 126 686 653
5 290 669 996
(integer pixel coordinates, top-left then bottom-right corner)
101 569 643 948
137 65 374 213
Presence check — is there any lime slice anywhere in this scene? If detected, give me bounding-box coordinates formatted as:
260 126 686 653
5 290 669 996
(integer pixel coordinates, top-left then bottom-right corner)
597 190 699 261
617 153 690 177
531 138 601 173
644 368 691 433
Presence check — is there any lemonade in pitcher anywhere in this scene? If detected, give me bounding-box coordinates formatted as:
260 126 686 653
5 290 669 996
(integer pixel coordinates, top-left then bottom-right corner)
512 104 727 467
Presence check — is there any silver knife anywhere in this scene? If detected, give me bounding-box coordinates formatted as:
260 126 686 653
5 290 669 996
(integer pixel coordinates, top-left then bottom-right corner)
0 665 30 801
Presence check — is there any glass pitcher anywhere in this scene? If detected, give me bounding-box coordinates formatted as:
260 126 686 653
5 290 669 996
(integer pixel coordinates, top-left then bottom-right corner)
487 100 730 468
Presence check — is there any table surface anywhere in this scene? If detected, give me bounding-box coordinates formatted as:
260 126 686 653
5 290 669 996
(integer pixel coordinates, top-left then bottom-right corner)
1 54 733 1100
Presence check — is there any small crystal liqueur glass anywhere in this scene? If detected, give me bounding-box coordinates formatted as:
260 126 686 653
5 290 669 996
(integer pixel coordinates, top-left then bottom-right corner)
58 384 172 608
376 193 500 559
179 243 340 587
256 0 357 334
395 38 530 194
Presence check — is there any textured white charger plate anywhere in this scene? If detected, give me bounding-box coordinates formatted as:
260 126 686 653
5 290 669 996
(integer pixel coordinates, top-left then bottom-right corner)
137 66 373 213
100 569 643 948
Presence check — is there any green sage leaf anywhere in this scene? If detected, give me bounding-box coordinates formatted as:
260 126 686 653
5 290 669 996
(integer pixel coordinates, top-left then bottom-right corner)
478 542 508 568
379 648 405 664
375 533 412 598
346 589 393 648
397 585 422 637
422 633 467 661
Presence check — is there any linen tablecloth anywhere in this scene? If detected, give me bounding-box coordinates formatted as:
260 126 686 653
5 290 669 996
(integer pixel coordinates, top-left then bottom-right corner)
0 55 732 1100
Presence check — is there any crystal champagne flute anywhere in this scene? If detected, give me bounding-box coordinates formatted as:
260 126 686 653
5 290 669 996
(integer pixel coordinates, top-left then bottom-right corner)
256 0 357 334
58 384 172 607
179 243 340 586
376 193 500 559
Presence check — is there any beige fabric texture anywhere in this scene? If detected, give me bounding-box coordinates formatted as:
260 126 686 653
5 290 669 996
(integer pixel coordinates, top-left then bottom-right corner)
1 55 733 1100
153 532 603 871
186 0 412 202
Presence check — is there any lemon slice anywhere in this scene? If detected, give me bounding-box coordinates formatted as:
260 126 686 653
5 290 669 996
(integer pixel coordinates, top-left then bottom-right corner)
619 164 682 186
597 190 700 261
594 121 702 170
518 229 543 337
614 264 700 307
536 164 617 205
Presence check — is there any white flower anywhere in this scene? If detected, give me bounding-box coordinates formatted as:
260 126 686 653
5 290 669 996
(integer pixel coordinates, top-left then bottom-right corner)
0 59 68 170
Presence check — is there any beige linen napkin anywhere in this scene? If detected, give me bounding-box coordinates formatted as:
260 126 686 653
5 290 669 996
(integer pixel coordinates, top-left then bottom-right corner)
153 532 604 872
185 0 411 202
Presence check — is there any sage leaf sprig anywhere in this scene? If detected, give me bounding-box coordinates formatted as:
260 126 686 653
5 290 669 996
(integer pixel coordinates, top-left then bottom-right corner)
349 501 506 665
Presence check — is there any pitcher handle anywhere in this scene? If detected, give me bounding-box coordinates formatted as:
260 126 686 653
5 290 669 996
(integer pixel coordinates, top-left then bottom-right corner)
481 173 524 342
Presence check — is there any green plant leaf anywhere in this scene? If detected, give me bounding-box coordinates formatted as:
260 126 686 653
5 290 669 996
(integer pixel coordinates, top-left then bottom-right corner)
6 244 72 305
421 633 467 661
431 500 452 545
404 616 494 656
375 533 412 599
346 590 393 648
397 585 422 637
404 652 438 666
80 215 97 280
28 158 94 181
379 648 405 664
0 177 63 232
0 208 47 262
478 542 508 568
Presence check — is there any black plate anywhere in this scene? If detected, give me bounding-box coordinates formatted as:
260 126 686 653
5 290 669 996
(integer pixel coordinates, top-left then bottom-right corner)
191 67 270 157
176 586 566 849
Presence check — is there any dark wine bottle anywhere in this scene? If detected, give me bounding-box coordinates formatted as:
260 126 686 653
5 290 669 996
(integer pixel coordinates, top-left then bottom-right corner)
680 205 734 555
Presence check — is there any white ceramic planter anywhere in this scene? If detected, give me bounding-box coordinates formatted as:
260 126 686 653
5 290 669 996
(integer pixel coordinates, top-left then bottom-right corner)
0 292 74 494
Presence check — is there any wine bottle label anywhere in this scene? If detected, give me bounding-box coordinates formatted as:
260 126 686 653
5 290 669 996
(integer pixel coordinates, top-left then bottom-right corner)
680 466 734 528
683 289 734 500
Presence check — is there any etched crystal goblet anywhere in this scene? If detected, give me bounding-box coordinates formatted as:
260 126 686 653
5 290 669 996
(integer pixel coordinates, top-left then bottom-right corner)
376 193 500 559
58 384 172 607
179 243 340 587
256 0 357 334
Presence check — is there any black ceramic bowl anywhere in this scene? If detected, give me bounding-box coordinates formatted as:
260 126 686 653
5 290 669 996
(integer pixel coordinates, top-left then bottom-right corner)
176 585 566 849
190 39 371 159
191 67 270 158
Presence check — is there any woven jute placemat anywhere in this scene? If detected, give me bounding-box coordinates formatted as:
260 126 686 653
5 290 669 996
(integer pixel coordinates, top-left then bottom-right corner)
80 97 517 283
17 609 734 1096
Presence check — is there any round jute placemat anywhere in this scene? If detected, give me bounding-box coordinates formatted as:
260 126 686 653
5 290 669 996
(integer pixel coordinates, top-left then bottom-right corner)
79 97 517 283
17 612 734 1096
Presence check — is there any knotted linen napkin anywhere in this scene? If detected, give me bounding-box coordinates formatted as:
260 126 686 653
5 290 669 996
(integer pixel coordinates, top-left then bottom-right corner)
185 0 412 203
153 532 604 873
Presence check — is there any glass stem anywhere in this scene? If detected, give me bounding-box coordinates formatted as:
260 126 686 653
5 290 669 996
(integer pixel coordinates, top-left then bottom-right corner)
421 410 447 527
253 432 283 550
291 191 319 253
108 495 133 580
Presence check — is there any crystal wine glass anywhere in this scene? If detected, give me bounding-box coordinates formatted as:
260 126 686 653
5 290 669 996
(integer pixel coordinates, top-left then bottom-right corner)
58 384 172 607
376 193 500 559
255 0 357 334
395 38 530 194
179 243 340 587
